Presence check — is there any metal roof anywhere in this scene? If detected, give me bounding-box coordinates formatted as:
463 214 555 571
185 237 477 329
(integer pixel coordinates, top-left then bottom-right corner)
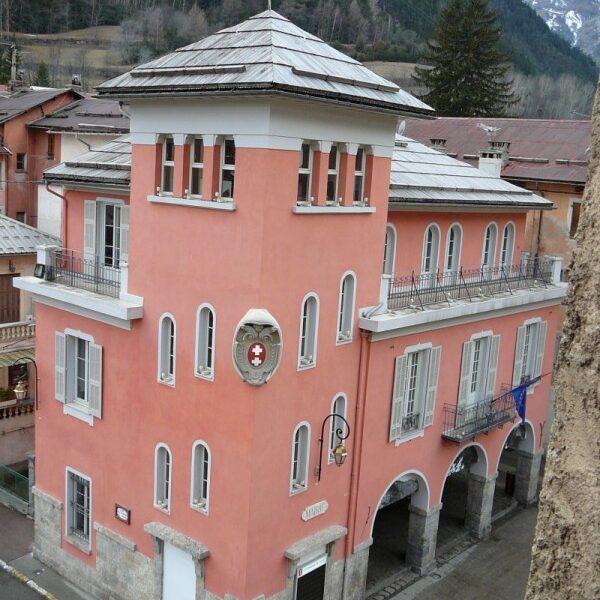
44 136 131 188
0 215 60 254
29 97 129 134
404 117 591 184
0 87 81 125
95 10 432 116
390 136 553 209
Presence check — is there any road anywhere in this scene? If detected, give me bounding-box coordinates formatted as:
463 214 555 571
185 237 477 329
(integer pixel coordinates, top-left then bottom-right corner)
0 569 40 600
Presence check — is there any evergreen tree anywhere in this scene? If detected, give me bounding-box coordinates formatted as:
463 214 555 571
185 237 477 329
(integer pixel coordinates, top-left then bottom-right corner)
413 0 517 117
33 61 51 86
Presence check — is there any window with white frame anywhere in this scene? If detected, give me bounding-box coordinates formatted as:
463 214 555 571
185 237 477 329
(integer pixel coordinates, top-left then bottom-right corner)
195 304 215 380
445 224 462 273
154 444 172 511
326 144 340 204
500 223 515 269
297 142 313 205
161 136 175 194
389 345 441 441
83 200 129 269
482 223 498 270
329 394 347 463
337 272 356 343
422 225 440 280
190 441 210 513
383 224 396 276
290 423 309 493
513 319 547 385
66 469 91 546
220 137 235 199
158 314 176 385
189 137 204 197
298 294 319 368
353 147 366 204
55 331 102 418
458 333 500 408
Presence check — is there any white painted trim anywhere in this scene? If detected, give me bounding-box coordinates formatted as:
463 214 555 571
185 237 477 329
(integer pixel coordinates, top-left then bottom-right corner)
421 223 441 274
63 403 94 426
190 440 211 515
328 393 348 464
394 429 425 446
403 341 433 354
293 205 375 214
384 223 397 276
153 442 172 514
481 221 498 268
444 222 463 273
297 292 320 371
494 420 536 471
289 421 311 496
336 270 357 345
157 312 176 387
64 467 92 552
523 316 542 327
470 330 494 341
194 303 216 382
439 443 489 504
147 195 236 211
63 328 95 343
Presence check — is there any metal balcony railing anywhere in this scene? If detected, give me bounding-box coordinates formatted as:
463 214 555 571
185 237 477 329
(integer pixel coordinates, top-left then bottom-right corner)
46 249 121 298
388 258 553 311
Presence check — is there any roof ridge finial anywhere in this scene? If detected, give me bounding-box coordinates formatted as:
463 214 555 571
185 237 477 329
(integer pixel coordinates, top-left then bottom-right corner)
267 0 272 9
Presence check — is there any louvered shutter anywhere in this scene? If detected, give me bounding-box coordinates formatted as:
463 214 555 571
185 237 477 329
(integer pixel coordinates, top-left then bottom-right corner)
55 332 66 403
424 347 441 427
389 355 408 442
83 200 96 261
458 341 474 407
486 335 500 400
88 343 103 418
534 321 548 378
119 205 129 265
513 326 526 386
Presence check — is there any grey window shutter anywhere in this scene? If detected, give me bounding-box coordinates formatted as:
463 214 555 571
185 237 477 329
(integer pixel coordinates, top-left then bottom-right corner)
83 200 96 262
88 343 103 418
486 335 500 400
389 355 408 442
513 326 526 386
534 321 548 378
55 332 66 403
424 347 441 427
120 205 129 264
458 341 474 407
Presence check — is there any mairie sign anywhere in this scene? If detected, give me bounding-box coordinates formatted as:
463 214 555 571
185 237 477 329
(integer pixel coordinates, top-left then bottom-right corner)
302 500 329 522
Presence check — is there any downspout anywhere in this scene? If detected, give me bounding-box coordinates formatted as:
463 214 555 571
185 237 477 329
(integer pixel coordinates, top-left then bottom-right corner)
45 184 67 244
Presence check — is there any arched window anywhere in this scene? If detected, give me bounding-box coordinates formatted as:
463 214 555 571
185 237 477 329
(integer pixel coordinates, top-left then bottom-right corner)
445 224 462 273
161 136 175 194
482 223 498 270
189 136 204 197
422 225 440 282
353 147 366 205
190 441 211 514
298 294 319 369
195 304 215 380
329 394 347 463
383 224 396 276
290 423 310 493
158 314 176 385
297 142 313 205
326 144 340 204
337 272 356 343
500 223 515 270
220 137 235 198
154 444 172 512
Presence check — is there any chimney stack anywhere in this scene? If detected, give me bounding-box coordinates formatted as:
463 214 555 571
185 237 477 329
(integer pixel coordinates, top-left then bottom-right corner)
478 140 510 177
429 138 447 152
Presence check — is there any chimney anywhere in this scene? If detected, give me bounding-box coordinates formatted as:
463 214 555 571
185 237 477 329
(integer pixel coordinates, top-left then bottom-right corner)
429 138 447 152
478 140 510 177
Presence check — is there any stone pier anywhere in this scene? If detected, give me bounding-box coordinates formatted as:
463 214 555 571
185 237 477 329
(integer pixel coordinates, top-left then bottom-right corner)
515 450 543 507
406 503 441 574
465 473 497 539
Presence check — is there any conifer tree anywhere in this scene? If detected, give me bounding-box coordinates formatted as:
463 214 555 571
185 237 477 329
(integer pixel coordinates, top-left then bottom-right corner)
33 61 50 87
413 0 517 117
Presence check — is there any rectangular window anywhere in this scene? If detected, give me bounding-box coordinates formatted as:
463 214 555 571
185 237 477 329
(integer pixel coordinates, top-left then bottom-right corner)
0 273 20 324
297 143 312 204
84 200 129 270
353 147 365 204
16 153 26 172
162 137 174 194
220 138 235 199
513 320 547 385
190 138 204 197
66 470 91 545
326 145 339 204
458 334 500 408
569 202 581 238
102 204 122 268
0 160 5 191
15 212 26 223
47 134 55 159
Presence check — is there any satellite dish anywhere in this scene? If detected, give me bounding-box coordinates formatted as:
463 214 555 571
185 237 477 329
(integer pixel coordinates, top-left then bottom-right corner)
397 120 406 136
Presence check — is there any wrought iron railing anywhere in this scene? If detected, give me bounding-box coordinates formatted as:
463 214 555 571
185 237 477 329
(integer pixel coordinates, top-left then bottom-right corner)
388 258 553 311
0 464 28 501
401 413 421 434
46 249 121 298
441 390 517 443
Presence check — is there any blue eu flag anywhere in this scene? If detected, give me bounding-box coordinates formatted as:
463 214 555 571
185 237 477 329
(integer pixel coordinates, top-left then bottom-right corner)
512 385 527 423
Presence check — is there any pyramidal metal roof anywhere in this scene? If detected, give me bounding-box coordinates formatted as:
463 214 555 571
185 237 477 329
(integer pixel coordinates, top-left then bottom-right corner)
0 215 60 254
95 10 432 116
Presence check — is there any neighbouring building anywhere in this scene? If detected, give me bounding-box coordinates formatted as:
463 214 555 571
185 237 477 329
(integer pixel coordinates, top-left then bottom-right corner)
404 117 591 279
14 10 566 600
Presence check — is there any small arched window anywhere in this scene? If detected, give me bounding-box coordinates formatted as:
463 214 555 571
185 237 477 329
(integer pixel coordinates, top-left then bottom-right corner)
195 305 215 380
445 224 462 273
500 223 515 270
161 136 175 194
383 224 396 276
337 273 356 344
190 441 211 514
154 444 172 512
298 294 319 369
329 394 347 462
158 314 176 385
290 423 310 493
422 225 440 280
482 223 498 270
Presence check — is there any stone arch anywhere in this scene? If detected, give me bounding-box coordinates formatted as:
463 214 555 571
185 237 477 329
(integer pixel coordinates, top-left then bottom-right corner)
495 420 536 471
439 443 488 504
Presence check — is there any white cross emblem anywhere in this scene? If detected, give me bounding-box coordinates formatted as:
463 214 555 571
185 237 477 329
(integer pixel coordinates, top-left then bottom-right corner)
250 344 264 367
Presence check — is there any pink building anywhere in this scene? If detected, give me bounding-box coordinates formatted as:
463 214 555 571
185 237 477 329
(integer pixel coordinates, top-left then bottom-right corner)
15 10 566 600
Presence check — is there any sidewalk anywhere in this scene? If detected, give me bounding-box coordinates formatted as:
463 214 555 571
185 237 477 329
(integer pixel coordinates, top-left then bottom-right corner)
0 503 90 600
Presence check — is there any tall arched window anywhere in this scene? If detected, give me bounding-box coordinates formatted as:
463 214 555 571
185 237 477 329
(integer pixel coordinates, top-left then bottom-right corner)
298 294 319 369
290 423 310 493
154 443 172 512
329 394 347 463
422 225 440 283
190 441 211 514
158 314 176 385
383 224 396 276
337 272 356 344
500 223 515 270
445 224 462 274
195 304 215 380
482 223 498 270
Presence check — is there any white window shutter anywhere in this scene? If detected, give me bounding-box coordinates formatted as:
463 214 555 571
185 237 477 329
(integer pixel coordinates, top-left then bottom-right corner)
534 321 548 378
458 341 474 407
120 205 129 264
83 201 96 261
88 343 103 418
424 347 441 427
486 335 500 400
513 326 526 386
55 332 66 403
389 355 408 441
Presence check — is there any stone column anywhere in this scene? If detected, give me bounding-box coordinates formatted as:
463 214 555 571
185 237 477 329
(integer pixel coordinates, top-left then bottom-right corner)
406 503 441 574
515 450 543 507
465 472 497 539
